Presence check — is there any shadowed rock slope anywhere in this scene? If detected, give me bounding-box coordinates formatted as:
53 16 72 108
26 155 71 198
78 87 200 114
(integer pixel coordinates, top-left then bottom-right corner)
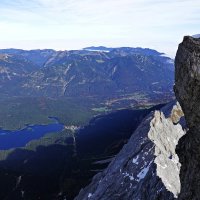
75 101 185 200
175 36 200 199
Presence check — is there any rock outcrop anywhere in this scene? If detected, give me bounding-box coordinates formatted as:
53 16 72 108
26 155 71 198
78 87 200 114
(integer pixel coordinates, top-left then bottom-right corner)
174 36 200 199
75 101 185 200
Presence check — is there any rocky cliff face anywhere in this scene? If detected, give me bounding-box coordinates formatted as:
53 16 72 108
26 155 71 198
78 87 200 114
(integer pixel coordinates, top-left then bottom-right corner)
75 101 185 200
174 36 200 199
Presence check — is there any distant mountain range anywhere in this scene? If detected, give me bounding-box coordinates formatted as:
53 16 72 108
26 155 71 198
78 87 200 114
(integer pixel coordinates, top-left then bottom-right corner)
192 34 200 38
0 47 174 99
83 46 164 56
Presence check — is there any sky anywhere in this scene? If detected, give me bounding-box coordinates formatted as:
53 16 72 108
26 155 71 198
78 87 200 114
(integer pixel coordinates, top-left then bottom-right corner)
0 0 199 57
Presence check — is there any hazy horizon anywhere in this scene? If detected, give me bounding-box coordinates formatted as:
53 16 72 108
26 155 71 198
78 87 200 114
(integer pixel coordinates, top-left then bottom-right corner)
0 0 199 57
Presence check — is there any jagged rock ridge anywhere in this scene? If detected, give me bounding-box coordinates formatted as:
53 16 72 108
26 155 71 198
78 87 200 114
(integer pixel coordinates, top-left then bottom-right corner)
75 101 185 200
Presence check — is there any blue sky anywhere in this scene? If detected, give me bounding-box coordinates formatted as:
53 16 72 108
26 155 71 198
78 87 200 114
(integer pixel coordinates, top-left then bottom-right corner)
0 0 199 57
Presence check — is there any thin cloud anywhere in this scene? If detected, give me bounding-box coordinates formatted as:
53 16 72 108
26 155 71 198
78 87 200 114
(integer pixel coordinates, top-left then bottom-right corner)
0 0 199 57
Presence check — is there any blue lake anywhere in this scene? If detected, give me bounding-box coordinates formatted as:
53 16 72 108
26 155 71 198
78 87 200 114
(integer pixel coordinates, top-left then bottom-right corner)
0 118 64 150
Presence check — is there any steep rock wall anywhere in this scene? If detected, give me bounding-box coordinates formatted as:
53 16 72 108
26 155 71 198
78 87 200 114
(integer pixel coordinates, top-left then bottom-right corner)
174 36 200 200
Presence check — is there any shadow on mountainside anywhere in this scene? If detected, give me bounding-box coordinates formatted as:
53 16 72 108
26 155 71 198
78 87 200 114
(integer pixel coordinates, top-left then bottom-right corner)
0 104 165 200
